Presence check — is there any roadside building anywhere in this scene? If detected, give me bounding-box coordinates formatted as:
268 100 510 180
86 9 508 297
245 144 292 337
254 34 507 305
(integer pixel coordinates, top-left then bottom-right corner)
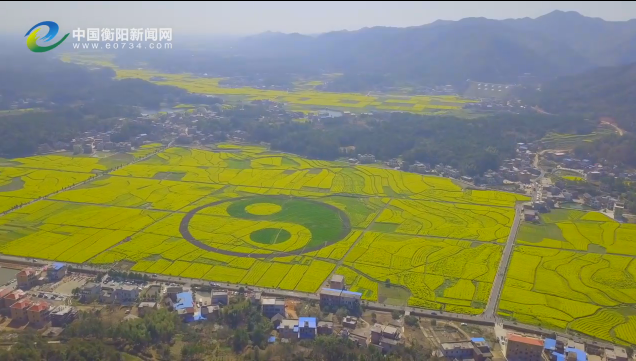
506 333 544 361
211 291 229 305
319 288 362 310
524 209 538 222
17 268 40 289
166 286 183 302
27 300 50 327
261 297 286 318
50 306 77 327
174 291 195 321
10 298 32 323
47 263 67 281
330 275 345 290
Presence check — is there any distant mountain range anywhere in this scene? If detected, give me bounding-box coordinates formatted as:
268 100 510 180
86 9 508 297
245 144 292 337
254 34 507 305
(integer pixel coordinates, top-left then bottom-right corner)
226 10 636 85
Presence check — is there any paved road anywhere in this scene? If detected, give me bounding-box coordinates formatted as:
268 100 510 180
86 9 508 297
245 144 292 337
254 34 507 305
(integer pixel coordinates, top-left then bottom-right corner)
484 204 523 318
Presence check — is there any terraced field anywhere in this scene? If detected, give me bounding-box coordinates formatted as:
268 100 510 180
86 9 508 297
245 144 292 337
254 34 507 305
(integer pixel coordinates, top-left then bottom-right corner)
500 209 636 345
0 144 527 315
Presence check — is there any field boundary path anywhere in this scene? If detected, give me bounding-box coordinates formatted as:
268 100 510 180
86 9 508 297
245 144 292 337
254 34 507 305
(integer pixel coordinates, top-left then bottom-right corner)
0 145 170 218
321 198 394 291
484 203 523 318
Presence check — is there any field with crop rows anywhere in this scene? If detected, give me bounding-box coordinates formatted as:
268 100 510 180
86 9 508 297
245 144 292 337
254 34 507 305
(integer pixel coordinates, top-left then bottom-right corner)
500 245 636 345
0 144 528 315
517 209 636 255
114 69 476 114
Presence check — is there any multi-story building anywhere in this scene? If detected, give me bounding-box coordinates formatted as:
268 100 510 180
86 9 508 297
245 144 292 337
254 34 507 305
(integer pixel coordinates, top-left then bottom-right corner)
277 319 298 340
27 300 50 327
50 306 77 327
80 282 102 303
330 275 345 290
261 297 286 318
17 268 40 289
10 298 32 323
441 342 474 359
1 289 26 309
47 263 67 281
298 317 317 339
319 288 362 310
505 333 544 361
114 285 140 303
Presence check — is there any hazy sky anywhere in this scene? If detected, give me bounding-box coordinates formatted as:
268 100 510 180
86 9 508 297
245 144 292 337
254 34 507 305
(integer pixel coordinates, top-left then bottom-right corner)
2 1 636 35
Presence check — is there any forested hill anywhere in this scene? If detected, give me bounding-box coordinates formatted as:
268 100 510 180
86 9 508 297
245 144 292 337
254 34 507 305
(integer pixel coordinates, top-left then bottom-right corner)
132 10 636 87
519 62 636 132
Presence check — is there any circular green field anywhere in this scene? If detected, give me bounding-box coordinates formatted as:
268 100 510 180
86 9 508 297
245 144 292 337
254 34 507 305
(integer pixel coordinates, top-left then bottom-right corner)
180 195 351 258
250 228 291 244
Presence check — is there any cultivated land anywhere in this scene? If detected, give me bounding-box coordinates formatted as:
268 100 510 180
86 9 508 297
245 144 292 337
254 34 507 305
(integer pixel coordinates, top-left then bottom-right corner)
500 209 636 345
115 69 476 114
0 144 528 317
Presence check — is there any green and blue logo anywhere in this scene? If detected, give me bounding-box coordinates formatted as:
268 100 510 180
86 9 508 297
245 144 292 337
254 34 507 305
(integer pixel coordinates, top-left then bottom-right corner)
25 21 69 52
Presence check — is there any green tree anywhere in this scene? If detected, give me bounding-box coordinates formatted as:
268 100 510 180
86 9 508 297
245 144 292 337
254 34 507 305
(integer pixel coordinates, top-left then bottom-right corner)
232 329 249 353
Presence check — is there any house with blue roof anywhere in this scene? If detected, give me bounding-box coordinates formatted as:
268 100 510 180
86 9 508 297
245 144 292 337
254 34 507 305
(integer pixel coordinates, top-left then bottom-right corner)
174 291 195 321
298 317 317 339
48 263 67 281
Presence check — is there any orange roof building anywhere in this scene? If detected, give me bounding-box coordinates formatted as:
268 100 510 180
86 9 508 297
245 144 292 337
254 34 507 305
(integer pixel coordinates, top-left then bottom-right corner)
10 298 32 323
27 300 51 326
1 289 26 308
506 333 544 361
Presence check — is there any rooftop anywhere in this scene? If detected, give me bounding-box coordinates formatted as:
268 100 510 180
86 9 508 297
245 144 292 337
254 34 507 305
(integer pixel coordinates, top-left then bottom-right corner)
212 291 228 296
441 342 473 350
507 333 544 347
320 288 342 297
138 302 157 308
614 346 628 358
28 301 50 313
51 306 73 316
4 289 26 300
544 338 557 351
0 288 12 298
298 317 317 329
51 263 66 271
471 337 486 343
331 274 344 282
174 291 193 311
11 298 32 310
565 347 587 361
261 297 285 306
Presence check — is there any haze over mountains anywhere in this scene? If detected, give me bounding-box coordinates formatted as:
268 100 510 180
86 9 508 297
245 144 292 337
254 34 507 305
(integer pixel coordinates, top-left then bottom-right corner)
226 10 636 85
